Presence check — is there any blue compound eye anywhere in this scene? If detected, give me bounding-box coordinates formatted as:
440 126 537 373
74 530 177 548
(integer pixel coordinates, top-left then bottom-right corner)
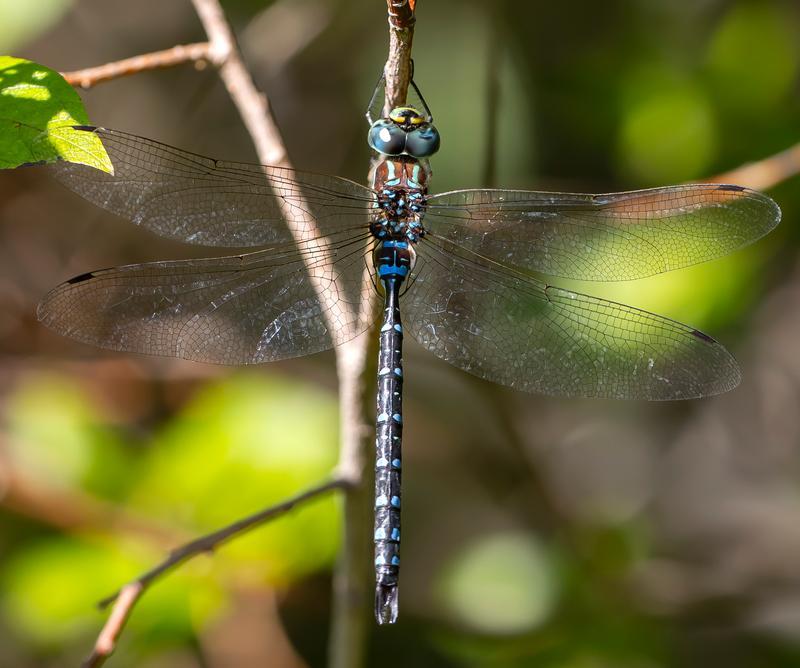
368 120 406 156
405 124 440 158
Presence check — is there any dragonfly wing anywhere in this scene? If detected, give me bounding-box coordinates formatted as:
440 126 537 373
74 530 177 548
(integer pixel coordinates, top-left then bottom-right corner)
37 235 376 364
425 184 780 281
48 126 375 247
405 238 740 399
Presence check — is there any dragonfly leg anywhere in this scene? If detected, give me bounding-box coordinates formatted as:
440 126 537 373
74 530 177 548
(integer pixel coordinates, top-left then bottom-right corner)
365 70 387 126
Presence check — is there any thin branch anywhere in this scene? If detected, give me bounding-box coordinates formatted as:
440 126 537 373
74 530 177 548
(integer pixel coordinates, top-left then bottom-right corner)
62 43 212 89
190 0 288 166
56 0 373 663
706 141 800 191
188 4 378 666
82 478 348 668
82 584 142 668
383 0 417 112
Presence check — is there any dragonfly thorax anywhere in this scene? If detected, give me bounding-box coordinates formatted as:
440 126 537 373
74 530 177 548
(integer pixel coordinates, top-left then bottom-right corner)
370 156 429 243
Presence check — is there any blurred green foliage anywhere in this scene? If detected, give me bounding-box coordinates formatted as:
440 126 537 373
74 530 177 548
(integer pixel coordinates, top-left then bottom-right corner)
436 532 558 635
0 0 68 52
1 371 339 664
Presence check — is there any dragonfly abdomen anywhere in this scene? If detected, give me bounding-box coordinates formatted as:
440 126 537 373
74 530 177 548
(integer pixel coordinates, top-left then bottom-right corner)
373 240 410 624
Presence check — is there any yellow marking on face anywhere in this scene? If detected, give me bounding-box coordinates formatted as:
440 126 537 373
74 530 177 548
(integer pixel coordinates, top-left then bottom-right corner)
389 106 426 125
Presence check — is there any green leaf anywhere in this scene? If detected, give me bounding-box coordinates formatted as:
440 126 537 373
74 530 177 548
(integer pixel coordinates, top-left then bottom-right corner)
0 56 111 171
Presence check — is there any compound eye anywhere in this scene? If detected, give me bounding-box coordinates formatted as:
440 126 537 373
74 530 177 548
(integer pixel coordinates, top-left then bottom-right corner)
368 120 406 155
405 124 440 158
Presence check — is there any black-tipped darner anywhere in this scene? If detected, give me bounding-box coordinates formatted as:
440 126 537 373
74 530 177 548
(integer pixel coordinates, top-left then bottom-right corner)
37 78 780 624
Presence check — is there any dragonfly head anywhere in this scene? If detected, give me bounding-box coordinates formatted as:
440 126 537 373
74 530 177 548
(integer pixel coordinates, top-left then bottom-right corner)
368 106 440 159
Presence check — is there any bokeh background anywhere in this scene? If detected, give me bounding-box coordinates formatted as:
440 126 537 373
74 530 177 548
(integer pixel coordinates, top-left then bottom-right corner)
2 0 800 666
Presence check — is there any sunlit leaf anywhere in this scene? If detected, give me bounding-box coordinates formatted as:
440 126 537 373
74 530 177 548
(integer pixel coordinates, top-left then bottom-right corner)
0 56 111 170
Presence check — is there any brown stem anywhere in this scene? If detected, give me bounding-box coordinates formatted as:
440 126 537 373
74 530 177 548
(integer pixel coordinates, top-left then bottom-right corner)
383 0 417 113
82 478 348 667
62 43 213 89
188 4 377 666
706 142 800 191
59 0 374 663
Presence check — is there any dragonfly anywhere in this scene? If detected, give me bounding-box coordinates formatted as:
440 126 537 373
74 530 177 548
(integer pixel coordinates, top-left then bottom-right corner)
37 78 780 625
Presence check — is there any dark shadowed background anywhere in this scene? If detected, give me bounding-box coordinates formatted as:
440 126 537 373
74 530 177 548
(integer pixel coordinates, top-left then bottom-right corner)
1 0 800 666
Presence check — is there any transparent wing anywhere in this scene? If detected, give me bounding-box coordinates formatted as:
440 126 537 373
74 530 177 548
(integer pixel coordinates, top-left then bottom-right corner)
405 238 740 399
48 127 375 247
425 184 780 281
37 232 376 364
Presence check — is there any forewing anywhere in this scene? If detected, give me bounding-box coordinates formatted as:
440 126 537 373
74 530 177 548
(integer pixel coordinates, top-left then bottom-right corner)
48 127 374 247
405 238 740 399
425 184 780 281
37 234 376 364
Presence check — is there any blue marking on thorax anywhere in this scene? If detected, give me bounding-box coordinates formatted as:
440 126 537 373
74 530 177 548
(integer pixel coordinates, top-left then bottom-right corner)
408 164 421 189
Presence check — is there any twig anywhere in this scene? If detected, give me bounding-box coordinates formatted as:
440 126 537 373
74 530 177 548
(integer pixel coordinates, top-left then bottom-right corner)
188 3 377 666
82 478 348 667
62 43 212 89
190 0 288 166
327 0 419 660
82 584 142 668
58 0 375 663
383 0 416 112
327 4 417 664
706 141 800 191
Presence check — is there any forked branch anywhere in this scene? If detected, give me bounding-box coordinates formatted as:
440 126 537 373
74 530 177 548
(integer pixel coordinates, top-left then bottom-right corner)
62 0 371 665
82 478 348 667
